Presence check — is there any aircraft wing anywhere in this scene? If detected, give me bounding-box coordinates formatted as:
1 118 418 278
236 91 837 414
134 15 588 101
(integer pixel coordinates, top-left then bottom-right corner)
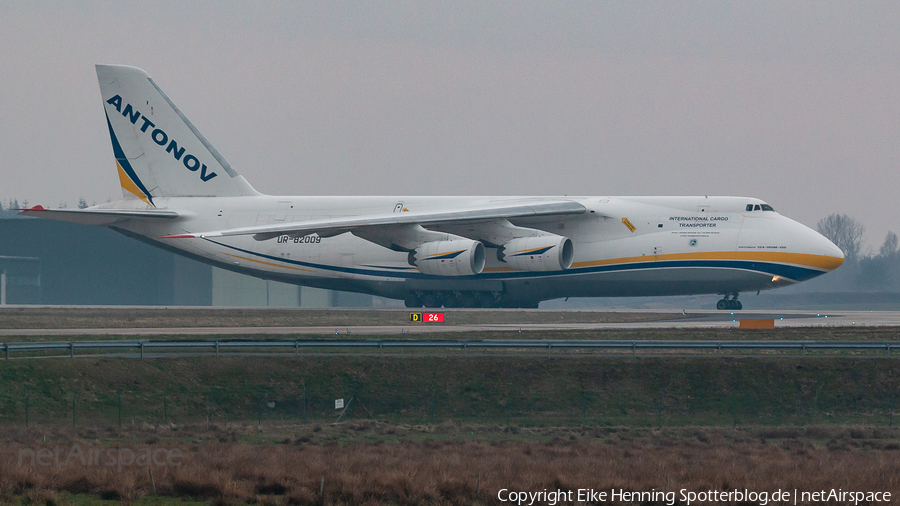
18 205 180 226
164 200 588 241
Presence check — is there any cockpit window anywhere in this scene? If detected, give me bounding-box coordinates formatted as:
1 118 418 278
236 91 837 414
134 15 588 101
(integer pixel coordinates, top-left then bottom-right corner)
761 204 774 211
746 204 753 211
754 204 761 211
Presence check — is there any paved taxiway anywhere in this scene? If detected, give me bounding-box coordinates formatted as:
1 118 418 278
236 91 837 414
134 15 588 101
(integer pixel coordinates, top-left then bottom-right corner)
1 310 898 337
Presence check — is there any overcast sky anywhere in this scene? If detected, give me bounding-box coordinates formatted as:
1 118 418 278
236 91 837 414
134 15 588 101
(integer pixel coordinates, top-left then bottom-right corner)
1 2 898 249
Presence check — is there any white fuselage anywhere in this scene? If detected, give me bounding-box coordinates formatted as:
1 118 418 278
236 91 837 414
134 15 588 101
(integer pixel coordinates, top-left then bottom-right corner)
105 194 844 306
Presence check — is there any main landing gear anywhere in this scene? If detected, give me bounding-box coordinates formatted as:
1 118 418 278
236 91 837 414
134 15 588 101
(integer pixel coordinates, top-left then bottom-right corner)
716 293 742 310
405 291 529 309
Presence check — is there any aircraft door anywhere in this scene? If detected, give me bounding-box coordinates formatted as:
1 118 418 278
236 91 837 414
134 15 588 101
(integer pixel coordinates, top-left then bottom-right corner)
646 216 665 260
647 216 666 231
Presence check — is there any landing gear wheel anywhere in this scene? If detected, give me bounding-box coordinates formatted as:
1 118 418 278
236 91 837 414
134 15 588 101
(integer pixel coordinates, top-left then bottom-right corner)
442 293 457 308
404 293 422 308
476 292 500 308
458 292 477 308
422 293 442 308
716 293 742 310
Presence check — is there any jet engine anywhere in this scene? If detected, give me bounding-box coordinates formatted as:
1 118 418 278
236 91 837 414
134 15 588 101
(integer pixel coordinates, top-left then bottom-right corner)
499 235 574 271
412 240 485 276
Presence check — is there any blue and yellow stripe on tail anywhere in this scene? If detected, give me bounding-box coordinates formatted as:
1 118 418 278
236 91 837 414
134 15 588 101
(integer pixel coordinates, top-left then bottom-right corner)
106 113 155 207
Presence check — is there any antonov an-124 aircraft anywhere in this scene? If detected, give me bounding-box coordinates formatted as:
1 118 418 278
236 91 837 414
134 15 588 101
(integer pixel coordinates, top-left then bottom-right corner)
21 65 845 309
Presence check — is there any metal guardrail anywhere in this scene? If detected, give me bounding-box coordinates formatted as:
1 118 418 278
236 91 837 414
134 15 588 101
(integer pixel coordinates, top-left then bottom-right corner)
2 338 900 359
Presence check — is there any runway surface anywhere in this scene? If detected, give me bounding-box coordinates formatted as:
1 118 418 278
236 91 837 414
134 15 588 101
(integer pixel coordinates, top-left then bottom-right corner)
1 310 898 337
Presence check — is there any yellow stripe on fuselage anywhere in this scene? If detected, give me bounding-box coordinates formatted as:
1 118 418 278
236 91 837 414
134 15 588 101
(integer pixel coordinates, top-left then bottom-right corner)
572 251 843 272
223 253 313 272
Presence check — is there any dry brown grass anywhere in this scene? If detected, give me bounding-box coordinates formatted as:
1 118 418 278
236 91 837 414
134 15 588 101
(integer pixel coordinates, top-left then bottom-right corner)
1 423 899 505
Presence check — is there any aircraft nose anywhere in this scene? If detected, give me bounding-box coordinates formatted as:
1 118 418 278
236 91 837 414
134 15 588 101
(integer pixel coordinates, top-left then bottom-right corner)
772 216 844 272
820 235 845 267
802 224 844 271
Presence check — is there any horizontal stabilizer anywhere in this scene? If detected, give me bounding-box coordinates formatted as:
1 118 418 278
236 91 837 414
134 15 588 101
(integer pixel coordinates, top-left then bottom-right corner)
18 205 180 226
162 200 588 241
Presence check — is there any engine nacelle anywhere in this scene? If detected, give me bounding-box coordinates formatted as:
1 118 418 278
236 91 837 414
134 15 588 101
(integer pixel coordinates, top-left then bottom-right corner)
413 240 485 276
499 235 574 271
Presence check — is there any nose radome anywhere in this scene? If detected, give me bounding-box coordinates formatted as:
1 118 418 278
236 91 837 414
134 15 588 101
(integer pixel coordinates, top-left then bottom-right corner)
796 220 844 270
821 235 844 260
817 233 845 269
776 216 845 271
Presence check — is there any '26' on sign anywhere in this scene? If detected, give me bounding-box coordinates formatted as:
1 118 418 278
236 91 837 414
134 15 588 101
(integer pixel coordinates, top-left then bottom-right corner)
409 312 445 323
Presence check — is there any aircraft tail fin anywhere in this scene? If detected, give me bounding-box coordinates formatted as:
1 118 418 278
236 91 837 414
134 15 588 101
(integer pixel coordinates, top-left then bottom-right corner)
96 64 259 205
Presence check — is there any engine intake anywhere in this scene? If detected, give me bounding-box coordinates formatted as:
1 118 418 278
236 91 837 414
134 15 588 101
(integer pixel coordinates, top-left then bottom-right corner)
413 240 485 276
499 235 574 271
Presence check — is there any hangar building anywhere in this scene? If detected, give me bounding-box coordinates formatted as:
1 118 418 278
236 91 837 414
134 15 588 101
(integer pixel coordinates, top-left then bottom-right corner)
0 217 377 307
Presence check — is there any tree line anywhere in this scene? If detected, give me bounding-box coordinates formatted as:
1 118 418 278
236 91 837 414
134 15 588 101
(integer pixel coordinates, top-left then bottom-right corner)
0 198 92 218
816 214 898 291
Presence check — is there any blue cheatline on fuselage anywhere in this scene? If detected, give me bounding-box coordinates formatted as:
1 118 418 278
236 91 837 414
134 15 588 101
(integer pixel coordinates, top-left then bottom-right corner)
204 238 826 283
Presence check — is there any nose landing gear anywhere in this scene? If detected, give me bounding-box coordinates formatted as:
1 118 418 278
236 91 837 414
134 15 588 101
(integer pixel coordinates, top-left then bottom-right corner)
716 293 742 310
